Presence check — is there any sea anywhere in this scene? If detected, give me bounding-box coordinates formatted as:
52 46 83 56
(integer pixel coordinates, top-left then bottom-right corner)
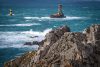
0 1 100 67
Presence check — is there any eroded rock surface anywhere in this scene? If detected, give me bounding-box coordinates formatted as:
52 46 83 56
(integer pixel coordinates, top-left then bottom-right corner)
4 24 100 67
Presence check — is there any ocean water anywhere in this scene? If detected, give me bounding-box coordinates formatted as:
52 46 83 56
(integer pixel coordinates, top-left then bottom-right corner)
0 1 100 67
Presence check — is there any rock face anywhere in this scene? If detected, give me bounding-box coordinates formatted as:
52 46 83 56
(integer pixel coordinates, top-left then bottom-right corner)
4 24 100 67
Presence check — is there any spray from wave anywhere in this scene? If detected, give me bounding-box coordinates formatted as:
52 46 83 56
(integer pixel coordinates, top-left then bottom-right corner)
0 28 52 48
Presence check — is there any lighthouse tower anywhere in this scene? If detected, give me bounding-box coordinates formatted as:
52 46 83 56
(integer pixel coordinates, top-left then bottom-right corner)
58 4 64 16
50 4 65 18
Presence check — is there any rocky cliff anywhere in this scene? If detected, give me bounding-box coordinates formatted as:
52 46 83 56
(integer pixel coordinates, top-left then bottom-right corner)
4 24 100 67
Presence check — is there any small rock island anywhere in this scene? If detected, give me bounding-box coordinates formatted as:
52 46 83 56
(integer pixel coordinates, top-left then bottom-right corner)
50 4 66 18
4 24 100 67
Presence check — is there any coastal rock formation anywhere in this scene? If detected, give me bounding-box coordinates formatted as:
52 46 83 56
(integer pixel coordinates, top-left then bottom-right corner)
4 24 100 67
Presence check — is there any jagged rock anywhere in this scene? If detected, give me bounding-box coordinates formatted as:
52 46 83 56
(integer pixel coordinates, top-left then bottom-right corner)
4 51 36 67
38 25 70 60
45 25 70 45
85 24 100 44
4 24 100 67
85 24 100 67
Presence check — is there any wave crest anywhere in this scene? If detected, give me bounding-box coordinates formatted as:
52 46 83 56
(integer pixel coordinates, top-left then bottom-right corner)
24 16 86 21
0 28 52 48
0 23 41 27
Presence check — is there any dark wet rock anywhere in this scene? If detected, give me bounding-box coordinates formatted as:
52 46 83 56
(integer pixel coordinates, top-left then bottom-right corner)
24 41 41 45
24 42 33 45
4 24 100 67
32 41 40 45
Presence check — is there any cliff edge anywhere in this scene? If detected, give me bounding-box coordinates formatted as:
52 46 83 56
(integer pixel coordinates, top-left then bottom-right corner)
4 24 100 67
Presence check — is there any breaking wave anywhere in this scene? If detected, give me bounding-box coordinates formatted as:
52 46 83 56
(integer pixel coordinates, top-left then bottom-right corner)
24 16 87 21
0 23 41 27
0 28 52 48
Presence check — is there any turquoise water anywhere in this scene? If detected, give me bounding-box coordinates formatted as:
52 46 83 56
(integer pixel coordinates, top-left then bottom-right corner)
0 1 100 67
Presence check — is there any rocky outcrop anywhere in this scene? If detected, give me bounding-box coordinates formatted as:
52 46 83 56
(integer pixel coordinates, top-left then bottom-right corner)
4 24 100 67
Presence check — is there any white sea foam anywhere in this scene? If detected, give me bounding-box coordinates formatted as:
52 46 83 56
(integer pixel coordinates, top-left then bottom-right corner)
0 23 41 27
24 16 86 21
21 28 52 42
0 28 52 48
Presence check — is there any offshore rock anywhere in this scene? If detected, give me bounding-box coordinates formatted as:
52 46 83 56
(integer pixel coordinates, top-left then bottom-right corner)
24 41 40 46
4 24 100 67
24 42 33 45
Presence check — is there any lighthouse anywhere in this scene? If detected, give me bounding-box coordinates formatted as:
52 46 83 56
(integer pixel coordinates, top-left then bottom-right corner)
58 4 64 16
50 4 65 18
